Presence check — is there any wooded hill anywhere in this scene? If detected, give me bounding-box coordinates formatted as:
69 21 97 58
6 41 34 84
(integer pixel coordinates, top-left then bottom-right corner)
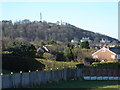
2 20 118 44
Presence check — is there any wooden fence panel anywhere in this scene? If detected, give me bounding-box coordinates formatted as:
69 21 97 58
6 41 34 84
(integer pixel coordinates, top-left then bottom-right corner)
2 74 14 88
37 71 43 85
12 74 21 88
29 71 39 86
112 70 118 77
21 73 29 87
83 68 90 76
96 69 102 76
102 69 107 76
108 69 113 76
2 75 10 88
40 71 46 84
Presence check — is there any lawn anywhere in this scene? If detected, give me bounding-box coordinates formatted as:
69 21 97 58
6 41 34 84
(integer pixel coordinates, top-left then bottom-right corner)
32 80 120 89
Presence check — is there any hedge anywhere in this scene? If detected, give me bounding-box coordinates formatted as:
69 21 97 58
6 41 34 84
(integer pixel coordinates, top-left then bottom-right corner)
91 61 120 69
2 54 45 73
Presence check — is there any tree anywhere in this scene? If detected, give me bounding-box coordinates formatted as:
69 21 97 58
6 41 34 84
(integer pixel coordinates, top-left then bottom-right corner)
56 52 66 61
64 47 74 61
6 39 36 57
2 37 12 51
39 40 45 46
80 41 90 49
46 40 57 45
2 20 118 44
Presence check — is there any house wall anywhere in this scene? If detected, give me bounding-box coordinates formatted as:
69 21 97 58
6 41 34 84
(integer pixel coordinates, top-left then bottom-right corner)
92 48 117 61
117 55 120 59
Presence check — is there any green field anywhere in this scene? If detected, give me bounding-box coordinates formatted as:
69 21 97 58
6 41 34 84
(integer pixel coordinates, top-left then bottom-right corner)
32 80 120 89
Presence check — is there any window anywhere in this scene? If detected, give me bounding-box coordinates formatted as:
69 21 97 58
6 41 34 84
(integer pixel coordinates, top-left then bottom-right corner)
111 55 115 59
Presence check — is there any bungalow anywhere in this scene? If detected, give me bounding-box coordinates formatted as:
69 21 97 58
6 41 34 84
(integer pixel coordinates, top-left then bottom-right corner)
92 47 120 62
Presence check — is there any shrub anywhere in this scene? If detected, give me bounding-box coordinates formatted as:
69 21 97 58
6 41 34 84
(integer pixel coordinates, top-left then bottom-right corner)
64 47 74 61
76 64 84 68
56 52 66 61
46 40 57 45
43 52 55 60
91 61 119 69
80 41 90 49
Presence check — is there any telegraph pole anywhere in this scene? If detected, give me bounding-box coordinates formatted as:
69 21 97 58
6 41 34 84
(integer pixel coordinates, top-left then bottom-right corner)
40 12 42 22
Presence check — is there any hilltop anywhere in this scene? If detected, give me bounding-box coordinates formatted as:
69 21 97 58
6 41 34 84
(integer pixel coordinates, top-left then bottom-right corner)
2 20 119 44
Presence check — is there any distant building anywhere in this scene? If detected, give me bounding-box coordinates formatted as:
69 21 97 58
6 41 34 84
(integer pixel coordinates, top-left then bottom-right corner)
71 39 79 46
80 37 91 43
100 38 110 43
71 39 78 43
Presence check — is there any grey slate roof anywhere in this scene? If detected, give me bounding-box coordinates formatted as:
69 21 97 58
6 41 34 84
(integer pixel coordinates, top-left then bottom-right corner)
109 47 120 54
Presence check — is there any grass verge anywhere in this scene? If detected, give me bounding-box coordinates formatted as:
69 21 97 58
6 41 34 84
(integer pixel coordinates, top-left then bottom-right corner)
31 80 120 89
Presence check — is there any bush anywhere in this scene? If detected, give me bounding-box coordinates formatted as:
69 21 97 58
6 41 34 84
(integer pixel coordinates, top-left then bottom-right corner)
76 64 84 68
6 40 36 57
80 41 90 49
46 40 57 45
56 52 66 61
64 47 74 61
43 52 55 60
91 61 119 69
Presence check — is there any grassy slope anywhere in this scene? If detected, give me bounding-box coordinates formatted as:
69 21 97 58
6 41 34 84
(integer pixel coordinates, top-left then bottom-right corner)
35 58 81 70
32 80 120 89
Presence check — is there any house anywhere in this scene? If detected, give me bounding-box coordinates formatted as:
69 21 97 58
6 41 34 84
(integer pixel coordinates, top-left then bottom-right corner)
71 39 79 46
80 37 91 43
36 46 49 57
100 38 110 43
92 47 120 62
89 42 102 49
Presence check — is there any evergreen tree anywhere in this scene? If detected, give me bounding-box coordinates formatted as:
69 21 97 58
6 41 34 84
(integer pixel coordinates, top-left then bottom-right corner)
39 40 45 46
80 41 90 49
64 47 74 61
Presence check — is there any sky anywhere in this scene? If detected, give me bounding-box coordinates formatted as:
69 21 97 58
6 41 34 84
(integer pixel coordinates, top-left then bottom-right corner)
1 1 118 39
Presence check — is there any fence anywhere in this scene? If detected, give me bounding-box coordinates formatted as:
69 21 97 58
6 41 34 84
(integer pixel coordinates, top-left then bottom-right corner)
83 68 120 80
1 68 120 88
1 68 83 88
